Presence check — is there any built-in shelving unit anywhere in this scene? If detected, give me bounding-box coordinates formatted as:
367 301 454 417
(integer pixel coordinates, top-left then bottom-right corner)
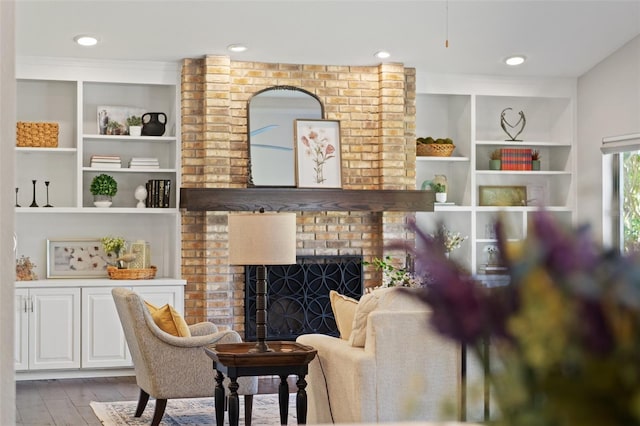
415 78 576 274
15 58 183 280
14 58 186 379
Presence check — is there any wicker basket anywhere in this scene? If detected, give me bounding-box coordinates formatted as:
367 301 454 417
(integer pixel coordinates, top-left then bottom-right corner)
417 143 455 157
16 122 59 147
107 266 157 280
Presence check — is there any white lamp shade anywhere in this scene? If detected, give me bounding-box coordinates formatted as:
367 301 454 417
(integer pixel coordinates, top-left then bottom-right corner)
228 212 297 265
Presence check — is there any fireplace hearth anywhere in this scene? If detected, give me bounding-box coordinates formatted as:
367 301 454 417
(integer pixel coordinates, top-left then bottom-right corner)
244 255 363 341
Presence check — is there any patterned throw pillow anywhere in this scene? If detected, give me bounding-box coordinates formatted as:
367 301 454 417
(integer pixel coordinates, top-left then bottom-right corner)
329 290 359 340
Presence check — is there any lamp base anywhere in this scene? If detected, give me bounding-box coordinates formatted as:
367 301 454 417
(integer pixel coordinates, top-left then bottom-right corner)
248 342 274 353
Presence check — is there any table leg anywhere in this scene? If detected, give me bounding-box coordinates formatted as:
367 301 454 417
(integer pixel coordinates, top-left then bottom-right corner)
227 377 240 426
214 370 226 426
278 374 289 425
296 375 308 424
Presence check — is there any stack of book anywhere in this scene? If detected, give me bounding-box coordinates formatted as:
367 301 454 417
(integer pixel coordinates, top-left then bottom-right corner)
90 155 121 168
500 148 532 170
145 179 171 208
129 157 160 169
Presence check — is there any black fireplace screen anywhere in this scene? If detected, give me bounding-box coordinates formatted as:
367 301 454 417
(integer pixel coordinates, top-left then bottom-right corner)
244 255 363 341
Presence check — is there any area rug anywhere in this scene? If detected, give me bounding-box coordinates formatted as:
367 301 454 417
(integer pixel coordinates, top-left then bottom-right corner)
90 393 296 425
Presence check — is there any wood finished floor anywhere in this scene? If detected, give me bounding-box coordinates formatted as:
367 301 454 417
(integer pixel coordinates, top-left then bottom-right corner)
16 375 295 426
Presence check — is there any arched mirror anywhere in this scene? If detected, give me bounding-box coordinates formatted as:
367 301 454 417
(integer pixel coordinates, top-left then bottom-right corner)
248 86 323 186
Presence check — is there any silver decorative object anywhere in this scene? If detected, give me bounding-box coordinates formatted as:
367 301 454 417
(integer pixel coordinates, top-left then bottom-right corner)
500 107 526 141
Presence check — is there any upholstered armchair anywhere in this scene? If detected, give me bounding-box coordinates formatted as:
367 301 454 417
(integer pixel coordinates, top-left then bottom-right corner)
296 287 461 424
111 287 258 426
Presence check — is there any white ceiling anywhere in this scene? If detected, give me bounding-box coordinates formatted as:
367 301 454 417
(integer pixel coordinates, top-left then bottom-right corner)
15 0 640 78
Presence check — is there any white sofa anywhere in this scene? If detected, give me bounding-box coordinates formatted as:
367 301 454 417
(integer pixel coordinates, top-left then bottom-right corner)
296 287 461 424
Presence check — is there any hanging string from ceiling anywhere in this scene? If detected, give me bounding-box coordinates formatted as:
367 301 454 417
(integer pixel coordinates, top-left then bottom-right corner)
445 0 449 48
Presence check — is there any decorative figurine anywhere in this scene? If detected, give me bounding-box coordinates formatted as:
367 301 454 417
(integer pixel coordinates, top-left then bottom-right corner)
134 185 148 208
29 180 38 207
500 107 526 141
44 181 53 207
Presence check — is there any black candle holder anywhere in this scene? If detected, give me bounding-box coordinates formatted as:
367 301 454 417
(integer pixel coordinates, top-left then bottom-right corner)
15 187 20 207
44 181 53 207
29 180 38 208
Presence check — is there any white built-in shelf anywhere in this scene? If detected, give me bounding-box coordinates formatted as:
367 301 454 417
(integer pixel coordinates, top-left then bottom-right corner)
82 167 177 173
475 140 571 147
82 134 176 142
416 156 470 162
476 170 571 176
15 207 178 214
16 147 77 153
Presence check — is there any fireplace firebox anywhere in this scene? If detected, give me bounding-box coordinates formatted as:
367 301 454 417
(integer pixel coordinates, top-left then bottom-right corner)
244 255 363 341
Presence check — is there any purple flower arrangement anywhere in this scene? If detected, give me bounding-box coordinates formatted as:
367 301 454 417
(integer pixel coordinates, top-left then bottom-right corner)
399 210 640 425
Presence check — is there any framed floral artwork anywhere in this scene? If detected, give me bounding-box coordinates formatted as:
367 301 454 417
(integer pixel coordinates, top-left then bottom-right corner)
46 239 112 278
294 119 342 188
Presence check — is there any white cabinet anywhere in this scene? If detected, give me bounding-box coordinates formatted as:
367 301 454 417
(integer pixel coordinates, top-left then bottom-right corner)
416 78 576 275
14 289 28 370
81 284 184 369
81 287 130 369
15 58 182 280
15 287 81 371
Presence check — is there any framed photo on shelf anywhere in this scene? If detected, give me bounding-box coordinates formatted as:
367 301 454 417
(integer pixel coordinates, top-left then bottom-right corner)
294 119 342 189
479 185 528 207
46 239 111 278
97 105 145 135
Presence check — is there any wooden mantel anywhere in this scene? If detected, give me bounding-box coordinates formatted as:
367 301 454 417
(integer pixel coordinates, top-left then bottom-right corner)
179 188 434 212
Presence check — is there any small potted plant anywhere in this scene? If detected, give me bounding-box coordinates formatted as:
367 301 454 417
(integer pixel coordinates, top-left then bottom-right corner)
106 119 123 135
490 149 501 170
126 115 143 137
431 182 447 203
531 149 541 170
90 174 118 207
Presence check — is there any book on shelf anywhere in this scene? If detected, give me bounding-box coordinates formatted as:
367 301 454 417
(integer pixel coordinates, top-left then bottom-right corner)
129 157 160 168
145 179 171 208
90 155 122 168
500 148 532 171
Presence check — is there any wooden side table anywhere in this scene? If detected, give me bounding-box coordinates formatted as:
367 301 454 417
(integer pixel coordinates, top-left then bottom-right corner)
204 341 317 426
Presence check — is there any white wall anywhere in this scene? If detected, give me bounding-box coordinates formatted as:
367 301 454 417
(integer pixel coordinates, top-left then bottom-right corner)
577 35 640 243
0 0 16 423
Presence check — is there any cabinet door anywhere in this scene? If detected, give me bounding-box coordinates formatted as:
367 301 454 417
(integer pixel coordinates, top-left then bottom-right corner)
29 288 81 370
14 289 29 371
134 285 184 314
81 287 131 368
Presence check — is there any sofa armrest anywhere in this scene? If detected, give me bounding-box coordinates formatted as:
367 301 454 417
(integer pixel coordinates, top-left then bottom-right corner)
365 309 461 422
297 333 377 424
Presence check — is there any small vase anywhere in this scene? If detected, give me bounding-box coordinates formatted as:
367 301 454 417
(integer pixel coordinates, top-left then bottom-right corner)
435 192 447 203
94 194 112 208
490 159 501 170
532 160 541 171
141 112 167 136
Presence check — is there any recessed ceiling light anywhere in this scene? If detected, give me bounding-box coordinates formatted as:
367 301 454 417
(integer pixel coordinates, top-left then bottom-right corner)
227 44 248 53
505 55 526 66
374 50 391 59
73 35 98 47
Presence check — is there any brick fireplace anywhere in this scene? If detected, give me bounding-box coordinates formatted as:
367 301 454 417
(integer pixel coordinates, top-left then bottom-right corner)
180 55 417 335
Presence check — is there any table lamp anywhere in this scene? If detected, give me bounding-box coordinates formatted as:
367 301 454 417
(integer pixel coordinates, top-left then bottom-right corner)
228 211 297 352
